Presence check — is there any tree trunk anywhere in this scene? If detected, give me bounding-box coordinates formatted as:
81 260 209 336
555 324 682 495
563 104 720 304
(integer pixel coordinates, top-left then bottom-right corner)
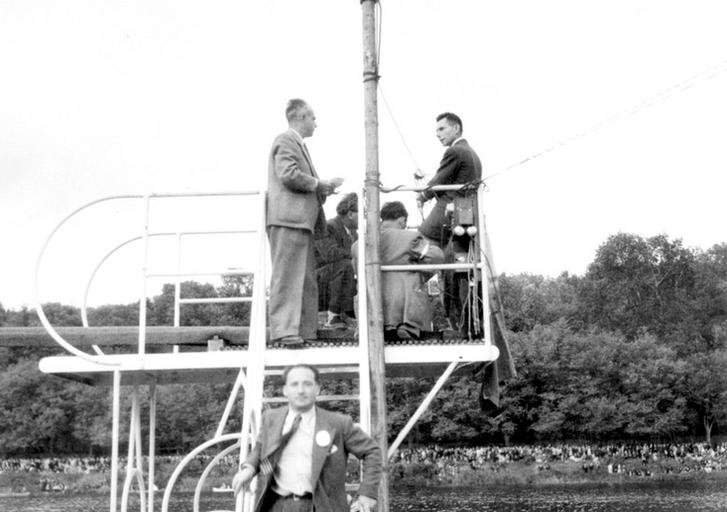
704 415 713 445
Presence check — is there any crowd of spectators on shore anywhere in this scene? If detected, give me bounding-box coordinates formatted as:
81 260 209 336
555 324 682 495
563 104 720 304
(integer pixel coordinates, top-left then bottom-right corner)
0 453 239 475
391 441 727 477
2 441 726 478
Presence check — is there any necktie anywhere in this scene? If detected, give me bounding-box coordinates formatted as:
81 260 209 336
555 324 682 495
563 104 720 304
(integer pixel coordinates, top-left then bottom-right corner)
279 414 302 450
261 415 301 475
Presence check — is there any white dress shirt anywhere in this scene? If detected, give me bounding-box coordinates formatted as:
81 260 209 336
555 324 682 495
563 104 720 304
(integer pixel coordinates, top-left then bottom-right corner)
272 407 316 495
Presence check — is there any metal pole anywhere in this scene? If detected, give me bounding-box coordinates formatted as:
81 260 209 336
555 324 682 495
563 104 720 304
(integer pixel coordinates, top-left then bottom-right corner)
148 381 157 512
110 370 121 512
174 233 182 328
360 1 389 511
356 191 372 433
138 195 151 356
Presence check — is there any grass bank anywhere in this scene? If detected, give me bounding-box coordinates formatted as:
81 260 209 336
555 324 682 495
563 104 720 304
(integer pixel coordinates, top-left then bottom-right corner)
388 460 727 487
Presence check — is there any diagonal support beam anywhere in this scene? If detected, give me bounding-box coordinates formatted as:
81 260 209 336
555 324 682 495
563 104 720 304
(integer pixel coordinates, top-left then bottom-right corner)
387 360 460 460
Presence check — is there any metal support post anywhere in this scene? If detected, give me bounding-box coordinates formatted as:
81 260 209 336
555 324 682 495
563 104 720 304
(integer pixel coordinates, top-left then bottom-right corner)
138 195 151 356
111 370 121 512
148 381 157 512
387 361 459 459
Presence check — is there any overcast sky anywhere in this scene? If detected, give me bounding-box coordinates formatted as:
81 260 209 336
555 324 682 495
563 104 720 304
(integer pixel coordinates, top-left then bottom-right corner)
1 0 726 309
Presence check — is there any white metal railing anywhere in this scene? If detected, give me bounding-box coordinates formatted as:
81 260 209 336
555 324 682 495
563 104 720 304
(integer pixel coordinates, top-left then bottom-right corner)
34 191 265 364
79 232 256 328
375 182 492 345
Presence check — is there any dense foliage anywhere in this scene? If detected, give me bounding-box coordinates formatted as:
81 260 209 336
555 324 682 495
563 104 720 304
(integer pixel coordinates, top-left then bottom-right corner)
1 234 726 456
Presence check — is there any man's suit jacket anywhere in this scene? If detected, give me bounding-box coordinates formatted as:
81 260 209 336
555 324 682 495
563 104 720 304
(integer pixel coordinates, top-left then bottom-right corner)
316 216 357 266
245 406 382 512
421 139 482 202
419 139 482 243
266 129 327 235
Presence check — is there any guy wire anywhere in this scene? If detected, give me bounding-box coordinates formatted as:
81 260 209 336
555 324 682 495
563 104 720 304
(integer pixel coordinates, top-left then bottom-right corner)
484 58 727 181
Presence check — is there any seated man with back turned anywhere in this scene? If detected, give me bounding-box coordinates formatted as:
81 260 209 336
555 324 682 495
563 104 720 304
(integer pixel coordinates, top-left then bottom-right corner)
316 192 358 329
232 363 382 512
353 201 444 340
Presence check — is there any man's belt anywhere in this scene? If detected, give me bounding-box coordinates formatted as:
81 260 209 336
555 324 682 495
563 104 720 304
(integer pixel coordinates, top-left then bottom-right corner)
274 491 312 501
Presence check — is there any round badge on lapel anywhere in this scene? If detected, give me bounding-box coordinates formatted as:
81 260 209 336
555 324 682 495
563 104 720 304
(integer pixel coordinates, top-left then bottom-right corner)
315 430 331 447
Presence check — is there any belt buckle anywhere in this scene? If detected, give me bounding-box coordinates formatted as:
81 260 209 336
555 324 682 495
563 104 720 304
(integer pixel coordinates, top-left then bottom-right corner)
292 494 301 501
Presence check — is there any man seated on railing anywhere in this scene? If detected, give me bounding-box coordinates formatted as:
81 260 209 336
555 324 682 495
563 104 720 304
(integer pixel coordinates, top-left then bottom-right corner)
416 112 482 248
353 201 444 340
416 112 483 335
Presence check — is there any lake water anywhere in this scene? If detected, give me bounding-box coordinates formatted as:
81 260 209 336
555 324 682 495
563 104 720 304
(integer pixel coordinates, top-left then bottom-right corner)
1 481 726 511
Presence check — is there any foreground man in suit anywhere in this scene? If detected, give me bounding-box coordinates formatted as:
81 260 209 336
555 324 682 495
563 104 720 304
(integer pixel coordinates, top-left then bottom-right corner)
267 99 343 348
232 364 382 512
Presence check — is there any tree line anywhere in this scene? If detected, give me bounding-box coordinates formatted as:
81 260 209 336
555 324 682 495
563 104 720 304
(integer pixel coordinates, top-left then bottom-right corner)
1 233 726 456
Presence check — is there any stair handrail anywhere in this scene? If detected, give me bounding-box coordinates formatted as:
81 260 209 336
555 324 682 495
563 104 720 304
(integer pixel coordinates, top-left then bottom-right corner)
34 191 263 364
34 195 142 365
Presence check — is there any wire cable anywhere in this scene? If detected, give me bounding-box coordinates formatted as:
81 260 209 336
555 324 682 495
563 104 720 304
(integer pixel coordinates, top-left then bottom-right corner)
379 84 422 172
373 1 424 177
484 58 727 181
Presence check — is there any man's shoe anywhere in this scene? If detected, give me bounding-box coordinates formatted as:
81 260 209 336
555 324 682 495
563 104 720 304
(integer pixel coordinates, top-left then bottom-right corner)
276 335 305 348
396 327 417 340
324 314 346 329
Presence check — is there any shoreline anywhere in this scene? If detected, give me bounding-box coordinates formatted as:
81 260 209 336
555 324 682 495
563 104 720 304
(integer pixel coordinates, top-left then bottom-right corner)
388 460 727 488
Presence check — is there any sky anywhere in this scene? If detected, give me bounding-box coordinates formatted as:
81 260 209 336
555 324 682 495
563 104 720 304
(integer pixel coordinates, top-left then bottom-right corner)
1 0 726 310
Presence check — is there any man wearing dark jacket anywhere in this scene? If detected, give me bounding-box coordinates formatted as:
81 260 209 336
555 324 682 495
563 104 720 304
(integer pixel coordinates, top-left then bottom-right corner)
417 112 482 247
232 364 382 512
316 193 358 328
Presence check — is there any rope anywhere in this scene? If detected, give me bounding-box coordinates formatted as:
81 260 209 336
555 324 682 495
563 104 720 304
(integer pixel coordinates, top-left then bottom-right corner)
485 58 727 181
379 84 422 172
373 1 424 177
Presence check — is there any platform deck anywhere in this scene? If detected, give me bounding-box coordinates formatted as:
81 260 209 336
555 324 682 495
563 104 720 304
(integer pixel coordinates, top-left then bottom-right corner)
38 340 499 386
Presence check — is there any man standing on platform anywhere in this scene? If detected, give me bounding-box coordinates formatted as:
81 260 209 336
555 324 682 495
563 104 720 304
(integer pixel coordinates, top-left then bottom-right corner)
267 99 343 348
232 364 382 512
316 192 358 329
417 112 482 247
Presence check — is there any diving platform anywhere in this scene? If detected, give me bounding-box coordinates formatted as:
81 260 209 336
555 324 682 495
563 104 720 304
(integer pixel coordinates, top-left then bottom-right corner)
29 182 511 512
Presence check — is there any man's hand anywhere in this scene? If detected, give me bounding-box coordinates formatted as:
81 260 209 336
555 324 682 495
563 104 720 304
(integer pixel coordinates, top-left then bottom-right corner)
231 465 255 496
350 495 376 512
318 177 344 196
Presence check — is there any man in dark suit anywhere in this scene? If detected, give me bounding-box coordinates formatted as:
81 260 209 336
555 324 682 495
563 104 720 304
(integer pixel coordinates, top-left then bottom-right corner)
417 113 482 335
267 99 343 347
232 364 382 512
316 193 358 328
417 112 482 247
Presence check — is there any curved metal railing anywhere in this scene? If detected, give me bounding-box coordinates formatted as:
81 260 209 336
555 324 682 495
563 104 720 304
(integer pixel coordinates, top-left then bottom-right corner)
34 191 264 364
